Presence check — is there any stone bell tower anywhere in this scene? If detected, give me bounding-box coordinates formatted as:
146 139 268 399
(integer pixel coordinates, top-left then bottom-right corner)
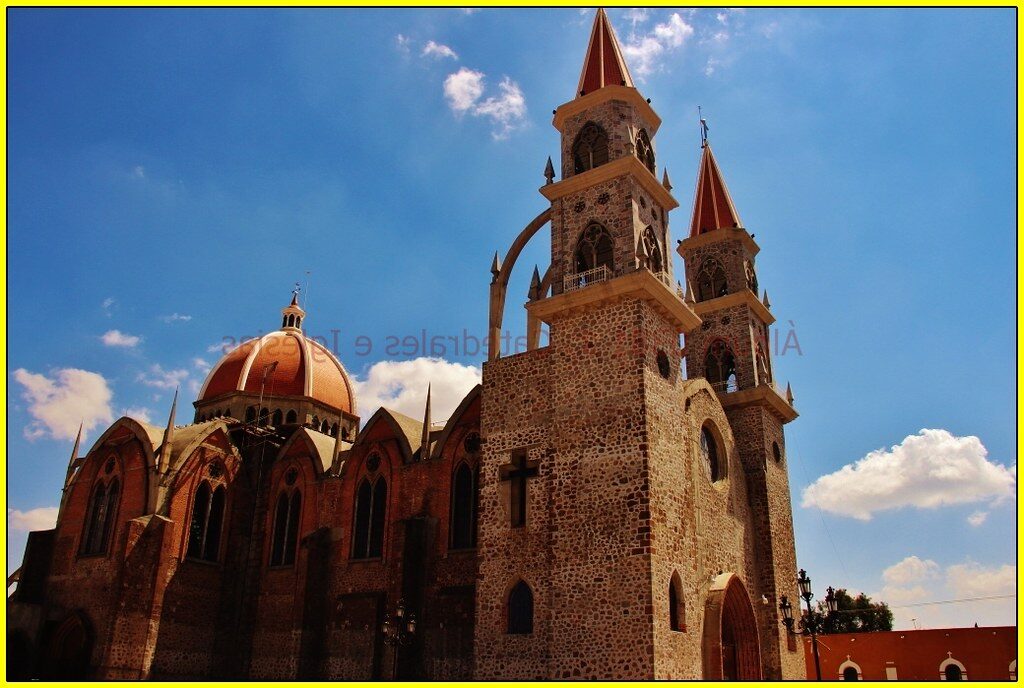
677 140 803 679
476 8 702 679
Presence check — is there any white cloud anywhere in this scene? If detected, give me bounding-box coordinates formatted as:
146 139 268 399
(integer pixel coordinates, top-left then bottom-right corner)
352 357 480 420
621 12 694 77
192 357 211 375
883 556 940 586
395 34 411 53
704 57 719 76
967 510 988 526
137 364 189 391
101 329 141 348
124 406 152 424
947 561 1015 599
460 8 479 14
207 339 237 354
101 297 115 317
444 68 527 139
13 368 114 441
423 40 458 60
444 67 485 112
623 8 649 27
801 429 1016 520
8 507 59 533
160 313 192 323
132 165 146 179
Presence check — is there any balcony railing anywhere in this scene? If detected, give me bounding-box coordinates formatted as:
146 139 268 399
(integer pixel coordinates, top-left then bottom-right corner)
709 377 782 395
563 265 610 293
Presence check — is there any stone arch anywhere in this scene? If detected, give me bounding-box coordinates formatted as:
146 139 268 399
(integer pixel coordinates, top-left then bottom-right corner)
702 573 761 680
838 657 863 680
939 655 968 680
41 611 93 679
1009 659 1016 681
669 570 686 631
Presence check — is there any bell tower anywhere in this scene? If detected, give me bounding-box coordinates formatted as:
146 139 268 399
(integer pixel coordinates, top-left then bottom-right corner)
677 140 803 679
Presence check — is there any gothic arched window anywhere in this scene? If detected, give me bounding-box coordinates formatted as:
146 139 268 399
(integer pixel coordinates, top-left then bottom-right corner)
635 128 655 174
269 488 301 567
271 409 283 427
641 226 664 273
81 477 119 556
245 406 256 424
507 580 534 634
575 223 615 275
572 122 609 174
744 260 759 294
697 258 728 302
187 482 226 562
285 409 297 424
258 408 269 427
701 424 725 482
705 340 738 393
320 419 330 434
352 476 387 559
450 462 478 550
669 572 686 631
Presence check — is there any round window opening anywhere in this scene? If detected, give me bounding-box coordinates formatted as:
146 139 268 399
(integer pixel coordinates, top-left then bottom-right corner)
284 467 299 486
366 452 381 473
657 350 671 379
104 457 115 474
464 432 482 454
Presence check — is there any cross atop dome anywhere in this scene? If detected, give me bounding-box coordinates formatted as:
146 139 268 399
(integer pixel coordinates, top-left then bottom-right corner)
577 8 634 97
282 285 305 331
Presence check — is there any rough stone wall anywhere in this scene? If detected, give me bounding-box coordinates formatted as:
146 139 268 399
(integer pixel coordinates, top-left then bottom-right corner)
679 234 757 303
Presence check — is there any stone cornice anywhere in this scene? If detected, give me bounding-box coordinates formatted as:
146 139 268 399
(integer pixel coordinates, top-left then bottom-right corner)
692 289 775 325
552 85 661 134
676 226 760 257
540 155 679 211
526 269 701 334
718 384 799 424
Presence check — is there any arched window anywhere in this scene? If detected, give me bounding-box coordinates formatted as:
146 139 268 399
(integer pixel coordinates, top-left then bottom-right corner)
575 223 615 275
756 344 772 385
271 409 283 426
705 340 738 393
507 580 534 634
669 572 686 631
635 128 655 174
696 258 728 302
843 667 860 681
944 665 964 681
258 408 269 427
285 409 297 424
245 406 256 424
320 419 330 434
744 260 758 294
330 423 339 438
772 441 783 464
81 478 119 556
352 476 387 559
641 226 664 273
269 489 301 567
187 482 226 562
572 122 609 174
311 415 320 430
701 425 725 482
450 462 477 550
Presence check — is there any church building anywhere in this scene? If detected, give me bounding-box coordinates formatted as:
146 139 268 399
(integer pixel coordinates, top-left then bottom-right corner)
8 10 805 680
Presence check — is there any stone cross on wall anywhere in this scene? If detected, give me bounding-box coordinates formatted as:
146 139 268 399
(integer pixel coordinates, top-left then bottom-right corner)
500 450 539 527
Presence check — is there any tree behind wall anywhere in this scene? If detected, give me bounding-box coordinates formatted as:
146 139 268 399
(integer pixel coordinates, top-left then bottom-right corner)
818 589 894 633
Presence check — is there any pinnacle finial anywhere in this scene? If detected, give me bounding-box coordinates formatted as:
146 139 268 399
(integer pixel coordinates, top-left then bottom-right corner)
158 388 178 472
529 265 542 301
544 156 555 185
490 251 503 283
635 235 650 268
786 382 794 406
64 422 84 488
420 384 432 460
762 291 771 309
662 168 673 192
685 279 697 304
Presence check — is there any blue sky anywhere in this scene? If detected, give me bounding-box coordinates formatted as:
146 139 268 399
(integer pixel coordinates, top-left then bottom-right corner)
6 8 1016 629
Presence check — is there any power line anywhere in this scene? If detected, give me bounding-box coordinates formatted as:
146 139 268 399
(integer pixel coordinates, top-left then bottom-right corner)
825 593 1015 613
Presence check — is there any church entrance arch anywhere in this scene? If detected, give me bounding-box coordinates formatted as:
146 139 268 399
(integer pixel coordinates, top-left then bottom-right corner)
41 611 93 680
701 573 761 680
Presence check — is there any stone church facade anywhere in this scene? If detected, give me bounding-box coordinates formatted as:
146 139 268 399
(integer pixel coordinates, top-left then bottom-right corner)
8 10 805 680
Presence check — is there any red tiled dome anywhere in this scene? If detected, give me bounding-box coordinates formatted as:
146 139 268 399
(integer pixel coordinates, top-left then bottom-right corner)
198 330 354 414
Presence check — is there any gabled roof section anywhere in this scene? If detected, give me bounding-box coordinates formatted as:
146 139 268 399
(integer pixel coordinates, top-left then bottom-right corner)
689 143 743 238
577 8 634 97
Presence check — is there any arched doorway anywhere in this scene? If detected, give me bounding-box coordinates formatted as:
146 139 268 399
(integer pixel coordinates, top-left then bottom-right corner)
41 612 93 680
702 573 761 680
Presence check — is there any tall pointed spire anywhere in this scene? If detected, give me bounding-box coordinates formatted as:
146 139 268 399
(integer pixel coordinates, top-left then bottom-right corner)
688 143 742 238
158 388 178 472
64 422 84 487
577 8 634 97
420 384 432 460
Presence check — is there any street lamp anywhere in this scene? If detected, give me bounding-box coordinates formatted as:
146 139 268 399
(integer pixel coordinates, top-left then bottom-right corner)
780 570 836 680
382 598 417 679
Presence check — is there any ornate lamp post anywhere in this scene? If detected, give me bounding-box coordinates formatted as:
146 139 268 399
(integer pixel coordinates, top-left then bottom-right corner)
382 598 417 679
780 569 837 680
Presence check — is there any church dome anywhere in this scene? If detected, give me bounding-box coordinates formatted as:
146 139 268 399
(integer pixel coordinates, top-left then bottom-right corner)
197 295 355 414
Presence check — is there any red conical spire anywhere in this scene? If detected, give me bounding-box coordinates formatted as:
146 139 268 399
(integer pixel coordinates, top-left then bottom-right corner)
577 8 634 97
688 143 742 237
